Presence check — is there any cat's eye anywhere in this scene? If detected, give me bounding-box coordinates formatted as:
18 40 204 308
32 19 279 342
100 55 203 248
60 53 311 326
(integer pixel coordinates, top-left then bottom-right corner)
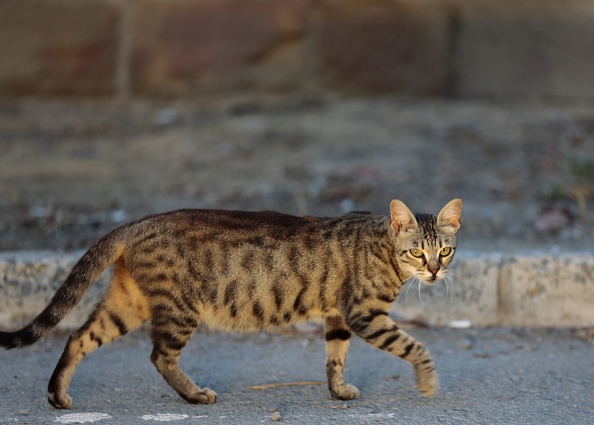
440 247 453 256
410 248 424 258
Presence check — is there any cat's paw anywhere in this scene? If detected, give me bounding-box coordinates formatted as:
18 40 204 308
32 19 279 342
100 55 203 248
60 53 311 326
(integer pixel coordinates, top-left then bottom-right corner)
416 369 439 397
185 388 218 404
48 392 73 409
330 383 360 400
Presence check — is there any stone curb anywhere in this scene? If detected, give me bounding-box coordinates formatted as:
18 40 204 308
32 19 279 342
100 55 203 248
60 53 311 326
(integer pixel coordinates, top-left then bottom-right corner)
1 250 593 330
395 251 594 328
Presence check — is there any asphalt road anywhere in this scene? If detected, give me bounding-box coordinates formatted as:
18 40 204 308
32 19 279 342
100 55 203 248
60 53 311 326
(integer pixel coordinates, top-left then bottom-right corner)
0 326 592 425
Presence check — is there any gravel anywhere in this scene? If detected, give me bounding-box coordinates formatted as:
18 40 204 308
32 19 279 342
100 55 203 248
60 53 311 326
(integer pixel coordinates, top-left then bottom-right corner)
1 95 593 252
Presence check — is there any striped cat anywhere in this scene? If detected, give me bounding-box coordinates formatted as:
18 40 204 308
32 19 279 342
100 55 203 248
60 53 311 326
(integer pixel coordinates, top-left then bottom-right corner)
0 198 461 409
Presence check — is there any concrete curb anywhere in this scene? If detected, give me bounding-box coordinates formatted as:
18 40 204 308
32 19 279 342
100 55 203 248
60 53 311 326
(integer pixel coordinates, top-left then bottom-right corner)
396 251 594 328
1 250 593 330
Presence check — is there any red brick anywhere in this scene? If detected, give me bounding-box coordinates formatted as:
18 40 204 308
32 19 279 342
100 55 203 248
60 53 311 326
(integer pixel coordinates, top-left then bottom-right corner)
457 0 594 99
316 0 451 95
131 0 307 95
0 0 119 97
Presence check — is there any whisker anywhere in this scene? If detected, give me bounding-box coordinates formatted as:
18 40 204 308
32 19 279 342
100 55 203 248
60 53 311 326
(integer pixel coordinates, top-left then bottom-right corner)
396 276 410 289
440 277 449 307
447 270 469 306
445 276 456 308
448 270 468 290
417 278 425 306
405 277 415 306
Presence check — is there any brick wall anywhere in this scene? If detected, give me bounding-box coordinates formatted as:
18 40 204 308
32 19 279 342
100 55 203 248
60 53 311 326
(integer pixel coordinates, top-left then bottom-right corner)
1 0 593 100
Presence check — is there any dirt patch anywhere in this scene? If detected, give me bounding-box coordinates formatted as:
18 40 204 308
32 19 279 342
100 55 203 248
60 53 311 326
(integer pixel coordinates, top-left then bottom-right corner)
0 96 592 251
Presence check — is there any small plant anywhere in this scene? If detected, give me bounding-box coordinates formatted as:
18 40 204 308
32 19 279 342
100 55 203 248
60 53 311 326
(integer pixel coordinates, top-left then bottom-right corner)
568 156 594 221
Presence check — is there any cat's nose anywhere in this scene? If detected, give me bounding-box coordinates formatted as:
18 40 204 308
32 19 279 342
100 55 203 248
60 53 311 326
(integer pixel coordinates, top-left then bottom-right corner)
428 267 439 276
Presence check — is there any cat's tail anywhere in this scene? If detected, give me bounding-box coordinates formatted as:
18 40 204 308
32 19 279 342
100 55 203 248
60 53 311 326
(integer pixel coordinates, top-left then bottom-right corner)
0 227 128 349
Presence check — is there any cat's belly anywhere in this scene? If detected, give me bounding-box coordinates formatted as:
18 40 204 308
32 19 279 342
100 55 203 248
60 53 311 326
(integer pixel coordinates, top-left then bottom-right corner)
200 305 334 333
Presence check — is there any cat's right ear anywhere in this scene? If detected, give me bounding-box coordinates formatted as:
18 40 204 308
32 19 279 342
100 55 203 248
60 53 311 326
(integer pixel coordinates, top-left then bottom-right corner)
390 199 418 235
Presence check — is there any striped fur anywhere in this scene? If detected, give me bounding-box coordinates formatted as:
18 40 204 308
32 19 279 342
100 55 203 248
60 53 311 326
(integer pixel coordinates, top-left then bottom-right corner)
0 198 461 409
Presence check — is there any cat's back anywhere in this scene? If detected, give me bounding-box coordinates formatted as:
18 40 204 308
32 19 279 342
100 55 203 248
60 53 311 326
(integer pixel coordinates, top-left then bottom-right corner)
124 208 385 246
138 209 320 238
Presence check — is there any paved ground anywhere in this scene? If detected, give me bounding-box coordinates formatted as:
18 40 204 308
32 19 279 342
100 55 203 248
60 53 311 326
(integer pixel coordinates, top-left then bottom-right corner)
0 327 592 424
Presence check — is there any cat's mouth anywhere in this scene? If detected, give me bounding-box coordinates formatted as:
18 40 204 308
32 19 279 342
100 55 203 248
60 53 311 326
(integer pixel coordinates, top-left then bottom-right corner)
418 272 445 285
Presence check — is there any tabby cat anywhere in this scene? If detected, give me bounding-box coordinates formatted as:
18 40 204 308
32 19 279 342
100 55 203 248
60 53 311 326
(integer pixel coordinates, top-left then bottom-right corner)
0 198 461 409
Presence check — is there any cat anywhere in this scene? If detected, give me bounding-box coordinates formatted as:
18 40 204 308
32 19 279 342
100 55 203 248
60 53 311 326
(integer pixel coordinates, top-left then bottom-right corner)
0 198 461 409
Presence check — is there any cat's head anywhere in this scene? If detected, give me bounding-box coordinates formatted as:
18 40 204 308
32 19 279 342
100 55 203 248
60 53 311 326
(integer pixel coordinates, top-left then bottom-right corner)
389 198 462 285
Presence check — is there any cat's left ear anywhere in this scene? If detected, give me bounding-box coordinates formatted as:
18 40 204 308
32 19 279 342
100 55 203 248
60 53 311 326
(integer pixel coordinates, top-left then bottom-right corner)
437 198 462 233
390 199 418 235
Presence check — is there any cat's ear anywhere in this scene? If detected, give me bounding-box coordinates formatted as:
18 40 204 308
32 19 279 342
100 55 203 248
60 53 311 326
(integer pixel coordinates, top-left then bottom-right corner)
437 198 462 233
390 199 418 235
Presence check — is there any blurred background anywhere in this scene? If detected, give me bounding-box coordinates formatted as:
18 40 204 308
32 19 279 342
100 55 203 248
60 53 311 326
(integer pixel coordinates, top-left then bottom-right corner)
0 0 593 252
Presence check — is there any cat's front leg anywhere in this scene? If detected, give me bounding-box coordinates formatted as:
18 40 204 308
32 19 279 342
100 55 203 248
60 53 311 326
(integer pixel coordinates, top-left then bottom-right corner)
347 309 438 396
324 316 360 400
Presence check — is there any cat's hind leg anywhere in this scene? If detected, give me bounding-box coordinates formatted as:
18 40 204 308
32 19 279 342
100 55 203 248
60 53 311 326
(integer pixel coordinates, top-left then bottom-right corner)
324 315 360 400
48 258 151 409
150 310 216 404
